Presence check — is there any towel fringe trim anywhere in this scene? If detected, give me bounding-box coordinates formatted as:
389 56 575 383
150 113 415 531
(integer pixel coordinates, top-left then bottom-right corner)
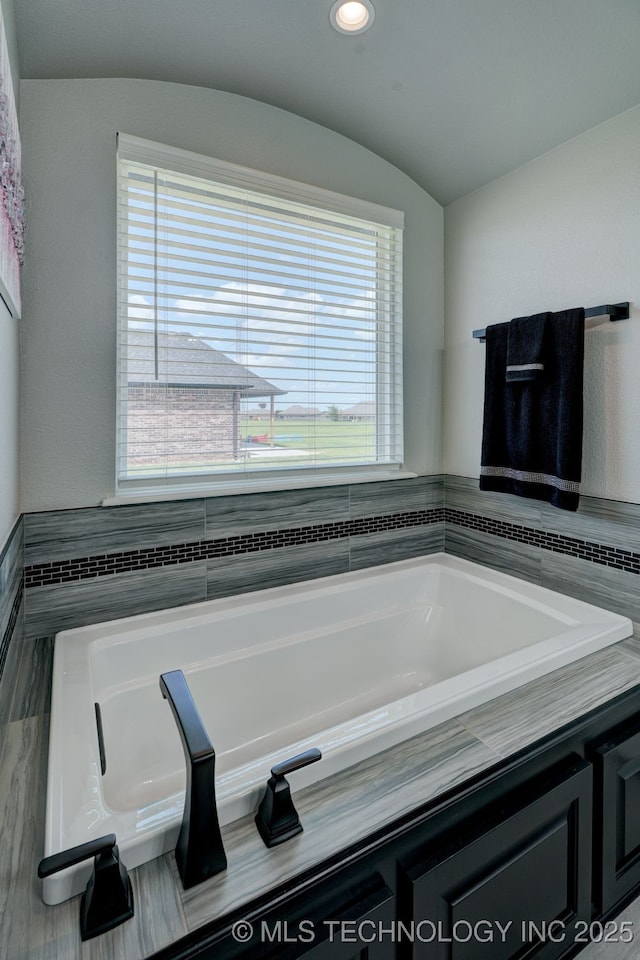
480 466 579 493
506 363 544 372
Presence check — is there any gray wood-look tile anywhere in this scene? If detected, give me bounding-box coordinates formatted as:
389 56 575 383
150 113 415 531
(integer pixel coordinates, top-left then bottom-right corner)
0 622 21 732
0 716 188 960
0 715 80 960
348 523 444 571
349 475 443 518
424 474 446 503
205 485 350 538
0 514 23 577
541 495 640 553
620 631 640 662
24 500 206 565
0 604 23 772
180 718 499 932
10 636 54 721
0 582 19 652
0 514 22 567
459 646 640 758
0 518 23 641
445 525 542 583
577 891 640 960
76 854 187 960
24 562 207 640
541 551 640 622
207 539 349 599
0 600 25 727
444 474 543 527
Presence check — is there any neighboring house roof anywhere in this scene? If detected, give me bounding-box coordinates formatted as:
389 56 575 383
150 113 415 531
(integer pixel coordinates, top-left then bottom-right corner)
277 405 321 416
341 402 375 417
127 331 286 397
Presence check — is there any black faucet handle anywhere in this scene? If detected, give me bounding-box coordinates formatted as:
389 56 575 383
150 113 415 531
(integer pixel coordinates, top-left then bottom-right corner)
256 748 323 848
270 748 322 780
38 834 118 878
38 835 134 941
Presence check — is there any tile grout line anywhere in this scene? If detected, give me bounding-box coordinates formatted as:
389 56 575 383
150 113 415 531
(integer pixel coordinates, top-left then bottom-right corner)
451 717 506 760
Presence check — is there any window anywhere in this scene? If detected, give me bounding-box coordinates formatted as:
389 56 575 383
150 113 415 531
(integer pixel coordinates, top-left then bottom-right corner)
116 134 404 495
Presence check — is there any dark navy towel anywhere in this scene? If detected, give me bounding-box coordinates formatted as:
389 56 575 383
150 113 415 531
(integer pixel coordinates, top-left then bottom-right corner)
506 312 549 382
480 308 585 511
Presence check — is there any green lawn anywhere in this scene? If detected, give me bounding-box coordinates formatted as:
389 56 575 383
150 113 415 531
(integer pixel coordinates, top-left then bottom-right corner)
242 417 375 460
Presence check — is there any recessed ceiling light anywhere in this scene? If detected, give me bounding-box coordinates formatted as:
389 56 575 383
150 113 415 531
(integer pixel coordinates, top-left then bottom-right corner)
330 0 375 35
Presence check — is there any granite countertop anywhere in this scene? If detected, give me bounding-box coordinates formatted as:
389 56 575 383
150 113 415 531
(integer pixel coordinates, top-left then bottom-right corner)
2 629 640 960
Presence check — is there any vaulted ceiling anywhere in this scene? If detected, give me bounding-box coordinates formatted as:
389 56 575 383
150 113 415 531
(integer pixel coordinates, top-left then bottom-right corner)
15 0 640 204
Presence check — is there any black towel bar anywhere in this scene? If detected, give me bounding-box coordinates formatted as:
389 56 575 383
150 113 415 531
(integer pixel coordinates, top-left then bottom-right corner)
472 302 629 342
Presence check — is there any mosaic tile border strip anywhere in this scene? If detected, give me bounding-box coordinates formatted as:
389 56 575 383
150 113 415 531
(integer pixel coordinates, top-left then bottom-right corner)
0 576 23 687
24 508 445 588
446 508 640 575
23 503 640 590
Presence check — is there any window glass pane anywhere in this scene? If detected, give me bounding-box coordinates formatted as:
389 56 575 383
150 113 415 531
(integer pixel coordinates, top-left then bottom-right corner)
117 139 403 487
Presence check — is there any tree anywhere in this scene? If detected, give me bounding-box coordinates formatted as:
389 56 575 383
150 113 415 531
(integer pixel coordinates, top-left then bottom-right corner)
327 404 341 421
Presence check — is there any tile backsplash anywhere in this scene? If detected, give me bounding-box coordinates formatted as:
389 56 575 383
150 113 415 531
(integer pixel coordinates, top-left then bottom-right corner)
445 475 640 622
23 477 445 638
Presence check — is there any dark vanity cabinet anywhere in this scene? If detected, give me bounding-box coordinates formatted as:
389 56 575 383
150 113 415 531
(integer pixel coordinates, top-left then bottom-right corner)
397 756 592 960
184 869 397 960
267 875 396 960
163 691 640 960
593 717 640 913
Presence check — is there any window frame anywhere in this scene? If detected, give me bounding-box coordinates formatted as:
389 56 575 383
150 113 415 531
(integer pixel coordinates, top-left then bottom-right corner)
115 133 406 499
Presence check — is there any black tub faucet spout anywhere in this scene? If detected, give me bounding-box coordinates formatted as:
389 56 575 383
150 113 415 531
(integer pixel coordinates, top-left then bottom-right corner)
159 669 227 888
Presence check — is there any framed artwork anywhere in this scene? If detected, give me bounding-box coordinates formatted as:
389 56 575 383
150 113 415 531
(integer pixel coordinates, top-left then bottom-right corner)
0 4 23 319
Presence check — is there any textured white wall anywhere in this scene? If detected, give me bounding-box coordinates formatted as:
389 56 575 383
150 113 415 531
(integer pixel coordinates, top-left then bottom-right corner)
0 298 19 545
1 0 18 104
444 103 640 503
0 0 20 547
19 79 443 512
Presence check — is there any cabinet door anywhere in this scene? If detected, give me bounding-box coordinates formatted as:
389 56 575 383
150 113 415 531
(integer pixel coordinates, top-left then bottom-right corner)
284 881 395 960
594 722 640 912
398 756 592 960
191 872 395 960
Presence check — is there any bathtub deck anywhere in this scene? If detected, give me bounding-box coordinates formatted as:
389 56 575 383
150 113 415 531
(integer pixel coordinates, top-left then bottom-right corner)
2 628 640 959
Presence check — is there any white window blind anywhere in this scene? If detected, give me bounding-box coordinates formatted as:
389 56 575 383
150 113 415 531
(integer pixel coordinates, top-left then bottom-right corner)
116 134 404 493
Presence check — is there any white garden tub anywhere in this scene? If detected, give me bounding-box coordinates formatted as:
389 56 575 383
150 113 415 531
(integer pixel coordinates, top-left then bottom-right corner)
43 553 632 904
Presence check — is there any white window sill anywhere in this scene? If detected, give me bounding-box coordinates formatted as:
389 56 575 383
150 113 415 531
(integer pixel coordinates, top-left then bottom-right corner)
102 469 419 507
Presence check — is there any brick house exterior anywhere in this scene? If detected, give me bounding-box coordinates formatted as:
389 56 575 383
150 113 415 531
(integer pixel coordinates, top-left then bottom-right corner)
126 332 285 469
